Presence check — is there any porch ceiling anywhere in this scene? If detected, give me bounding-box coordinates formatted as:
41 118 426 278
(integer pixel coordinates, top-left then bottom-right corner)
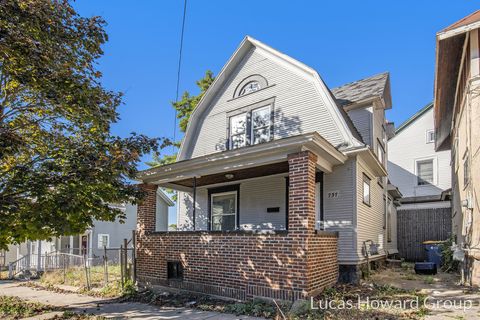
171 162 288 188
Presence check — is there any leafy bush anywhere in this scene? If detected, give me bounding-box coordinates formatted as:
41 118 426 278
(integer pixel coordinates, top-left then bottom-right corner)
440 236 460 273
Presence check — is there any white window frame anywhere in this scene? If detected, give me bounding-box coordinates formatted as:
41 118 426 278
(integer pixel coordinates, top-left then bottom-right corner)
229 113 247 150
210 191 238 231
251 105 271 145
426 129 435 144
97 234 110 249
414 157 437 186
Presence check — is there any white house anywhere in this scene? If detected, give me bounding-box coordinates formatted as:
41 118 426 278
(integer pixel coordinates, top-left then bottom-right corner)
388 103 451 209
136 36 400 298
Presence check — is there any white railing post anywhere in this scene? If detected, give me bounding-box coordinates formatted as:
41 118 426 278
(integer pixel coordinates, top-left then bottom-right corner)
8 262 14 279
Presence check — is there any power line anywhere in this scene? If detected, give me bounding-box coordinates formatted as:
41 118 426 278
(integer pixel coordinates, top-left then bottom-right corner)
173 0 188 151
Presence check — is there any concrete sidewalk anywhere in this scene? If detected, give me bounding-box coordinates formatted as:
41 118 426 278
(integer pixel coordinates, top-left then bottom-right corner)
0 280 266 319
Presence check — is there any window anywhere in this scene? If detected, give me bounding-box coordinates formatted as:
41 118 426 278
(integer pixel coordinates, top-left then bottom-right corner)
251 105 271 145
417 159 434 186
239 81 260 96
229 113 247 149
377 139 385 165
167 261 183 280
363 174 371 206
97 234 109 249
228 105 272 149
426 130 435 143
464 151 470 187
211 191 237 231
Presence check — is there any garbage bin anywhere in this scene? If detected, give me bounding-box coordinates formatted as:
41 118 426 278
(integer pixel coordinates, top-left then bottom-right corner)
423 241 443 268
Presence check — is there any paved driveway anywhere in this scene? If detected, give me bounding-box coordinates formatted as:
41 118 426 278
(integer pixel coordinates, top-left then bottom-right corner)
0 280 265 319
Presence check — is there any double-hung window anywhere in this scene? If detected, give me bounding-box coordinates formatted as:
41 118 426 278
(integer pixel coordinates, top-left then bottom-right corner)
98 234 109 249
211 191 237 231
229 104 272 149
417 159 434 186
252 105 271 145
229 113 247 149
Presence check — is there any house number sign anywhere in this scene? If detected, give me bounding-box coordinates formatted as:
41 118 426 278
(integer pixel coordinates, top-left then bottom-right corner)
327 191 340 199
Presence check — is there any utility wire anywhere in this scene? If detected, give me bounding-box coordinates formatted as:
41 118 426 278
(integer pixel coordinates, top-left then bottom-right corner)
173 0 188 151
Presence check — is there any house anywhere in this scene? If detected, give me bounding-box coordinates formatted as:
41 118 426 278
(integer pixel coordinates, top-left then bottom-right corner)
1 189 173 271
434 10 480 285
388 103 452 260
135 36 397 301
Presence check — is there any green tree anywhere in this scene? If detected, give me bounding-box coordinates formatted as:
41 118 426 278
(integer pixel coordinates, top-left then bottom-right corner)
147 70 215 167
0 0 159 248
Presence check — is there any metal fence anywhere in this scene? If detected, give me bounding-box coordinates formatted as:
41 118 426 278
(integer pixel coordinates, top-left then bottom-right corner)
397 207 452 261
6 237 136 290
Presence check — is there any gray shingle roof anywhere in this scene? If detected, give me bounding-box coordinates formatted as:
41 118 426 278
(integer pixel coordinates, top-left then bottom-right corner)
331 72 392 108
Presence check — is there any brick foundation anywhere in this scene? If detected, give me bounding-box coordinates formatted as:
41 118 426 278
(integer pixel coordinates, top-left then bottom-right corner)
136 151 338 301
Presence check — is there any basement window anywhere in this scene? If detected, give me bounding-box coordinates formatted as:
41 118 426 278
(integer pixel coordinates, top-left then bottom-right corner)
167 261 183 280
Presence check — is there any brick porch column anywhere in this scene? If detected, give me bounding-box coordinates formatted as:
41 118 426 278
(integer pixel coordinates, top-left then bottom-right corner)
137 183 158 236
287 151 317 234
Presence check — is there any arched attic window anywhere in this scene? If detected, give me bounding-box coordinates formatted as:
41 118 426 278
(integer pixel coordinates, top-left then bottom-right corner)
234 74 268 98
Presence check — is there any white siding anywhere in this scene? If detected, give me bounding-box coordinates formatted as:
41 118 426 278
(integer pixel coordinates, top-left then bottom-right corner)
388 108 451 198
183 47 347 159
347 107 373 146
323 159 357 262
177 175 286 231
356 155 387 260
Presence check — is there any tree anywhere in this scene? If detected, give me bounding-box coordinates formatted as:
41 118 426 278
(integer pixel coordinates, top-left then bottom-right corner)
0 0 159 248
147 70 215 167
146 71 214 204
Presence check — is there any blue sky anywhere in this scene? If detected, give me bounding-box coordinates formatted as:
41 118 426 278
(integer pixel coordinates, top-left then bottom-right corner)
74 1 478 222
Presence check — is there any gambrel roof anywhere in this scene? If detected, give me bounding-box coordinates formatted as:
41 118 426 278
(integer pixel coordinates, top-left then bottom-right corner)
332 72 392 109
178 36 365 161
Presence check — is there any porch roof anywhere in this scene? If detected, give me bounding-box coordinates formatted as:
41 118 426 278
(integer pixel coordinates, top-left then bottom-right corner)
137 132 347 189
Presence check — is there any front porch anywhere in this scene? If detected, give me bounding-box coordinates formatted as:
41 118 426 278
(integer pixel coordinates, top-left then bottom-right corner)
136 133 344 300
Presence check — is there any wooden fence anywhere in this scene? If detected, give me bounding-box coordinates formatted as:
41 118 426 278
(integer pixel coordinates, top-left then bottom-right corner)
397 207 452 262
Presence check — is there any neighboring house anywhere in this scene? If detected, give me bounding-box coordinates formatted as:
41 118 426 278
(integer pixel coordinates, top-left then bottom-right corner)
389 103 451 207
1 189 173 269
136 36 398 301
434 10 480 285
388 103 452 260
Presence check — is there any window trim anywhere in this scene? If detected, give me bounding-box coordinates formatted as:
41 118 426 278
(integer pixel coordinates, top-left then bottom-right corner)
227 101 274 150
414 157 437 186
426 129 435 144
208 184 240 231
97 234 110 249
376 138 385 166
362 173 371 206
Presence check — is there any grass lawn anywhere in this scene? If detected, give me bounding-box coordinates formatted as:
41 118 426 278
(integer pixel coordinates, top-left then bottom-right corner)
40 265 122 288
37 264 134 298
0 295 57 319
